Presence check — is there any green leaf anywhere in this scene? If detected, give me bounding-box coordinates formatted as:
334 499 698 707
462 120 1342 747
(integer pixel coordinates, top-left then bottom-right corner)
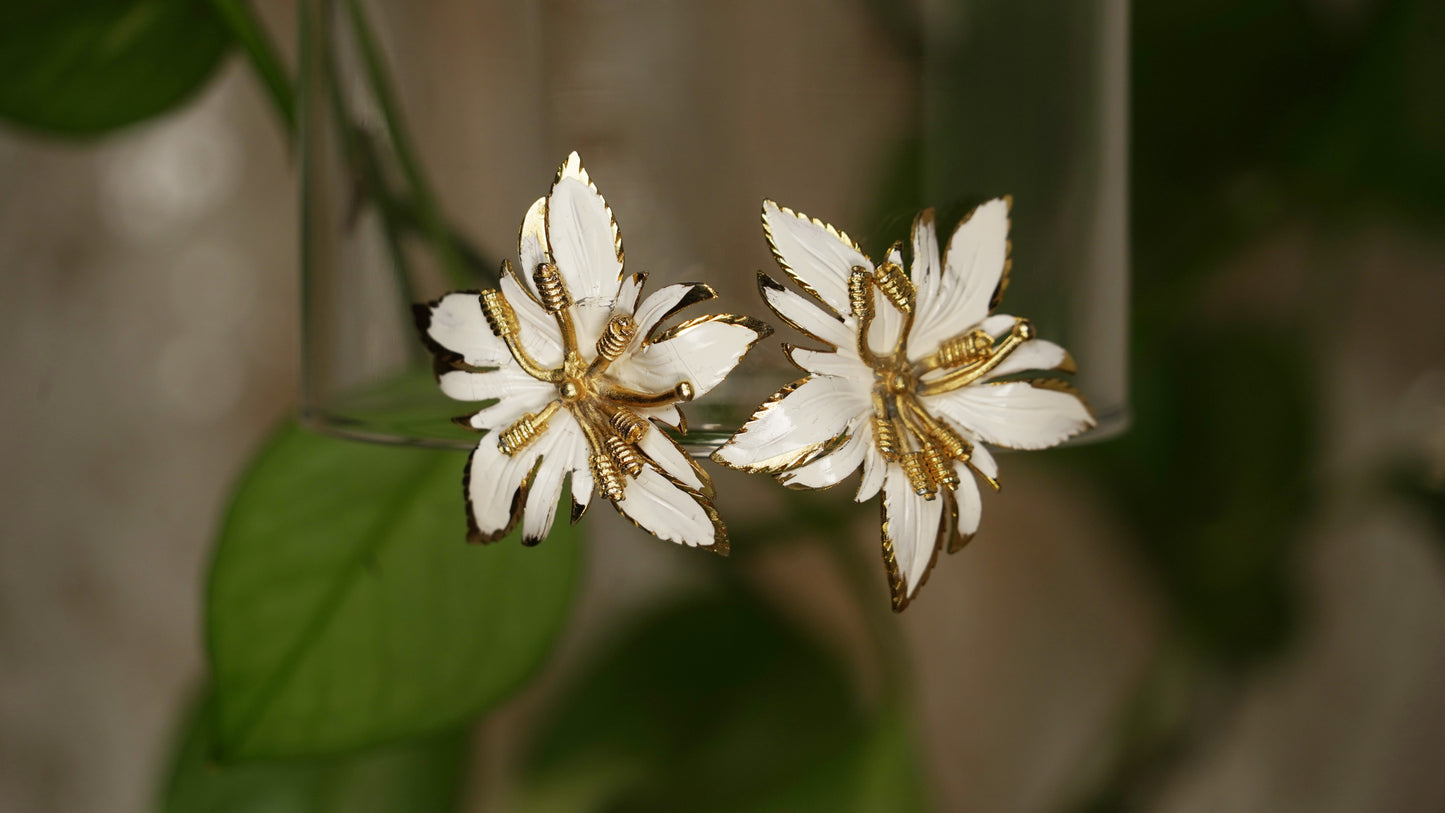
161 694 470 813
513 592 930 813
0 1 232 135
207 423 580 760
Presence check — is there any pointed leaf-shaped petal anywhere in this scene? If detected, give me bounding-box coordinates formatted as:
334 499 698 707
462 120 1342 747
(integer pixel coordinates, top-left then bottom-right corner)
762 200 871 317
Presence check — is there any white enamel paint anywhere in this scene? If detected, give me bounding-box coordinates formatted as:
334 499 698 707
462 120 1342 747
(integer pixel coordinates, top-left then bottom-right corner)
763 200 870 317
777 415 870 490
923 380 1095 450
425 293 512 367
617 465 717 548
607 319 763 401
715 374 870 471
883 463 945 598
761 280 856 351
636 423 705 492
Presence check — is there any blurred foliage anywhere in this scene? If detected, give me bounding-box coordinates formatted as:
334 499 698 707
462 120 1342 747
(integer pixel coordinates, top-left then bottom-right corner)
207 424 579 761
515 591 928 813
0 1 231 135
163 694 470 813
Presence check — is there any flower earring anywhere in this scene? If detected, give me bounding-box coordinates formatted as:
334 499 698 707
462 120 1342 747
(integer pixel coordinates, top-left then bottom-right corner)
714 198 1095 611
416 152 771 552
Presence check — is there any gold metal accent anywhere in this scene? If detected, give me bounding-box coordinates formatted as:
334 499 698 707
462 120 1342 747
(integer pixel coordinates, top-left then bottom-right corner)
480 289 559 383
916 317 1034 397
533 262 572 313
900 452 934 498
604 435 644 477
609 407 649 443
594 314 637 365
874 262 915 314
923 445 959 490
590 452 625 502
848 268 874 320
920 329 993 371
498 400 562 456
480 289 518 337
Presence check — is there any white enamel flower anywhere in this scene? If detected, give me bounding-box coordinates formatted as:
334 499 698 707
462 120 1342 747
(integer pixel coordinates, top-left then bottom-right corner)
714 198 1095 610
417 152 770 551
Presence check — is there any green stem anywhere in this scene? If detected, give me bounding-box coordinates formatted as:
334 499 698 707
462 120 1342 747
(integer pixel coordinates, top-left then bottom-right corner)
210 0 296 133
345 0 472 289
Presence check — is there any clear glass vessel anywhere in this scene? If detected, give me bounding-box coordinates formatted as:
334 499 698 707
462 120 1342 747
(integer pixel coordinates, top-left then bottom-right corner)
299 0 1129 451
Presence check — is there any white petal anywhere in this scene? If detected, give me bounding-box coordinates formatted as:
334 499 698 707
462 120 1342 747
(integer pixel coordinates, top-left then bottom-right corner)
615 465 724 549
759 273 855 351
420 293 511 367
983 339 1073 380
713 375 870 474
607 316 769 401
867 246 906 355
910 209 942 309
517 196 550 293
883 464 945 603
628 283 715 354
500 273 564 368
545 153 624 304
636 423 707 493
777 416 868 490
465 429 549 542
856 440 886 503
785 346 871 380
922 380 1095 450
567 438 594 518
438 366 551 404
639 404 684 430
910 199 1011 355
522 416 586 544
953 468 982 539
968 440 998 483
613 272 647 316
571 299 617 359
762 200 870 317
465 392 550 433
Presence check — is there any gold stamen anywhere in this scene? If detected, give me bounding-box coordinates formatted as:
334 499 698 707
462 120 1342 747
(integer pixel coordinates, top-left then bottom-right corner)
609 407 650 443
602 381 694 408
874 262 914 314
604 435 644 477
590 452 626 501
595 314 637 365
901 451 935 498
480 289 518 337
917 318 1034 396
533 263 571 313
498 400 562 456
923 444 959 490
480 289 560 382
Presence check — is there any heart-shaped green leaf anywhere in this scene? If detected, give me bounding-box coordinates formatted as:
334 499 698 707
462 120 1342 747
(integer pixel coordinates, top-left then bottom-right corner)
0 1 232 135
161 693 471 813
207 424 579 760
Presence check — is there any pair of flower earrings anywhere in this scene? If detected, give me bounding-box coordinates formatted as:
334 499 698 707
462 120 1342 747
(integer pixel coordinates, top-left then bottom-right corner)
416 152 1095 611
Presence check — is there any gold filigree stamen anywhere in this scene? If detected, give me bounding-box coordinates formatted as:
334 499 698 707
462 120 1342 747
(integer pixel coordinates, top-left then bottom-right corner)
481 289 560 382
594 314 637 368
608 406 650 443
874 261 915 315
498 400 563 456
917 318 1034 396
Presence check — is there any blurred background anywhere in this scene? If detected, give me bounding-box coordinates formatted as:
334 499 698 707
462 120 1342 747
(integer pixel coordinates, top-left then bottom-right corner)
2 0 1444 811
